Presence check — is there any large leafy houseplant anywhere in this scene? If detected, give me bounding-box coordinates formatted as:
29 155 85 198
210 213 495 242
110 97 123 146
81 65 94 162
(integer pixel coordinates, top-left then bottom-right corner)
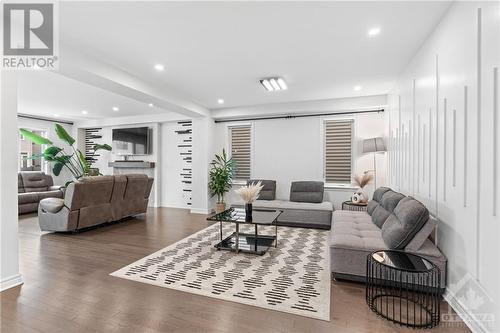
208 149 236 213
20 124 111 185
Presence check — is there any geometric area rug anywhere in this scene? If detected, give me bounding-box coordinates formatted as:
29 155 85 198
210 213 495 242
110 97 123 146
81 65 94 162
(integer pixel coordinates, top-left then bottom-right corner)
110 223 331 320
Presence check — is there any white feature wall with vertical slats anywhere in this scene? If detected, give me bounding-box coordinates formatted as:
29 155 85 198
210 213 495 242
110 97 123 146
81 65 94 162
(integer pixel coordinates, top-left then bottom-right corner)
387 2 499 332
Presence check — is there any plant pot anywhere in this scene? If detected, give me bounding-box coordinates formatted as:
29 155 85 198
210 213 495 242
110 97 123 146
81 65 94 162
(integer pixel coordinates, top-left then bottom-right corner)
245 203 253 221
215 202 226 214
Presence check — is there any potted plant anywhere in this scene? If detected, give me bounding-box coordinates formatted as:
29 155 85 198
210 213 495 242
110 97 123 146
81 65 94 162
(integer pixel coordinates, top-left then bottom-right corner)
20 124 111 186
208 149 236 213
235 181 263 220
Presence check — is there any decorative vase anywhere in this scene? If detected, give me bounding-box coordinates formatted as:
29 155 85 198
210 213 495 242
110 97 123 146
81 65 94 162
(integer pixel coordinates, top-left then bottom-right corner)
215 202 226 214
245 203 253 221
351 189 368 204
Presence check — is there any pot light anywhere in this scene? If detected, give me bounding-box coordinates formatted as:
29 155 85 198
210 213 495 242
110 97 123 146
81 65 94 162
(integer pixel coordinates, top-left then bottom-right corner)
217 99 224 105
368 27 381 36
154 64 165 71
112 106 119 111
148 103 154 107
53 114 60 118
260 77 288 92
81 110 88 115
354 85 362 91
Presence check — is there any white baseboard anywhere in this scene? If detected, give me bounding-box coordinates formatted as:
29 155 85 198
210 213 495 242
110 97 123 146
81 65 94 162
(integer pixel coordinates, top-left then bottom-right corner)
160 202 190 210
190 208 212 214
444 289 491 333
0 274 23 292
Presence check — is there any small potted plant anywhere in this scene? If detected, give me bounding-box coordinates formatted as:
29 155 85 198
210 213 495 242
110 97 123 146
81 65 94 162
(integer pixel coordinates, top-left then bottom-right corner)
208 149 236 213
235 181 263 220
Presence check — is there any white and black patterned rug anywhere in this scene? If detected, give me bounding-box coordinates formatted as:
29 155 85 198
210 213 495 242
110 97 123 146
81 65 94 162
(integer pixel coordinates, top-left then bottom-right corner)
110 223 331 320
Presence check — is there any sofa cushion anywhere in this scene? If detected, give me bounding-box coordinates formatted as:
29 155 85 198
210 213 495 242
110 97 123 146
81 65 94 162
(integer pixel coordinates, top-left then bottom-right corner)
381 197 429 249
18 192 39 204
366 200 378 215
18 173 25 193
405 216 437 251
380 190 405 212
331 210 386 250
20 171 52 192
372 187 391 202
247 179 276 200
289 181 324 203
371 204 391 228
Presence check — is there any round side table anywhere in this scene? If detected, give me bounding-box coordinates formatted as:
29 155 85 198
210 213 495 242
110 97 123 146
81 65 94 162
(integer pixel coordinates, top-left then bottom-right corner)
342 201 367 211
366 250 441 328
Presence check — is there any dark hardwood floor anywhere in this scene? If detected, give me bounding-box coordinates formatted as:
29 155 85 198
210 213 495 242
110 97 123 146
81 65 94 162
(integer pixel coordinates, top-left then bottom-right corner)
1 208 470 333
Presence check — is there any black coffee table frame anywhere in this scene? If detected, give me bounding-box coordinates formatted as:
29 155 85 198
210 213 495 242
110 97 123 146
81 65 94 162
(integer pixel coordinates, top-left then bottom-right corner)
207 208 282 255
366 250 441 328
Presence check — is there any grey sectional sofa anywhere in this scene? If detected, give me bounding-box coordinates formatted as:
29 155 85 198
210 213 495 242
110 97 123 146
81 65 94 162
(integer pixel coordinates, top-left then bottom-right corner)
235 180 333 230
38 174 154 232
18 171 65 214
330 187 447 288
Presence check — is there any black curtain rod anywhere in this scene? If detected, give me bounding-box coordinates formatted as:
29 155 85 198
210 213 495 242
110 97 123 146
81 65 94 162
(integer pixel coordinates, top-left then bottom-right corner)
214 108 384 123
18 114 74 125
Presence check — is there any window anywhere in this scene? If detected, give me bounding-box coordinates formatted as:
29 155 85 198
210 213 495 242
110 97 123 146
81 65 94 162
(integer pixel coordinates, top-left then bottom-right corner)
324 119 353 184
229 125 251 180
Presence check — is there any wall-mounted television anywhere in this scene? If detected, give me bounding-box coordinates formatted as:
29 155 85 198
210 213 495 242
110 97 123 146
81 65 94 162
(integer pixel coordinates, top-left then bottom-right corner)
112 127 151 155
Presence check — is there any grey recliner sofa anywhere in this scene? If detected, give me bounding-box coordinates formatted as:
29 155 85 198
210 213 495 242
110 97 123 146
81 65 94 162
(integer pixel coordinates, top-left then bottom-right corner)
38 174 154 232
18 171 65 214
330 187 447 288
236 180 333 230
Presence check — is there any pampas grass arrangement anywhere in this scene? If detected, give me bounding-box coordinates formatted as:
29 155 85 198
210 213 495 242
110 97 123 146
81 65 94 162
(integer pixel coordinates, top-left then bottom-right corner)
353 172 374 189
235 181 264 203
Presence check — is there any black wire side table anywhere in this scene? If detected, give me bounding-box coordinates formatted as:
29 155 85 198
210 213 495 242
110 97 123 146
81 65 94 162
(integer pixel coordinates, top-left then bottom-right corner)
366 250 441 328
342 201 367 211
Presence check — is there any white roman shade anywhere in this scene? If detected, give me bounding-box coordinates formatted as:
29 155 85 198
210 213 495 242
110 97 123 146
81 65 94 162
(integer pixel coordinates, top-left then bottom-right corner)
229 125 251 179
324 120 353 183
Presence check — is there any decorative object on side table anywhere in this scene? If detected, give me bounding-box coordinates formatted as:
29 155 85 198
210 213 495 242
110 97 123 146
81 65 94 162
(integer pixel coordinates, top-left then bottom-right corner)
352 172 373 203
208 149 236 213
342 200 368 211
362 137 386 189
20 125 111 186
366 250 441 328
234 181 263 220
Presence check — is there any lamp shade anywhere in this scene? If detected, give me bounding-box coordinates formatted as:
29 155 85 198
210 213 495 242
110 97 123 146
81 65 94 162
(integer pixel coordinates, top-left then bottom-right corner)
363 137 386 153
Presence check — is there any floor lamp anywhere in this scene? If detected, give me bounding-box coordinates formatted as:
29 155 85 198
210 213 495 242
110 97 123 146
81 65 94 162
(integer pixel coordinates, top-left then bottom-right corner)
362 137 386 190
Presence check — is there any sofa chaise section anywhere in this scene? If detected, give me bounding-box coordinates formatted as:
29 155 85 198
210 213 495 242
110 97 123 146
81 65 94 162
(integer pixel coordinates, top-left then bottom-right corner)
330 187 447 289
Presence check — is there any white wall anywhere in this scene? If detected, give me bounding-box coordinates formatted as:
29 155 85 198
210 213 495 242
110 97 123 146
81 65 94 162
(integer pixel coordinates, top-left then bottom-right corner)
1 72 23 291
213 111 386 209
387 2 499 332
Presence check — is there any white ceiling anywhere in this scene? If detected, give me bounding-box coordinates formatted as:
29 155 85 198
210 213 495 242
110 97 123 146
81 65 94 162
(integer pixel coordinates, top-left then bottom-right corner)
18 71 171 120
19 1 452 120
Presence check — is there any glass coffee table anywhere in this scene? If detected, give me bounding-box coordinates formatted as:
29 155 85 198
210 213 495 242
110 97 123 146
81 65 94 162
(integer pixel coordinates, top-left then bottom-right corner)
207 207 282 255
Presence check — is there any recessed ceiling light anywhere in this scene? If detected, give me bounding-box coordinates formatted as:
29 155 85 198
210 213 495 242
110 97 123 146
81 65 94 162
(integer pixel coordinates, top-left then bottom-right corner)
81 110 88 115
53 114 60 118
260 77 287 92
217 99 224 105
368 27 381 37
112 106 119 111
148 103 154 107
154 64 164 71
354 85 362 91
